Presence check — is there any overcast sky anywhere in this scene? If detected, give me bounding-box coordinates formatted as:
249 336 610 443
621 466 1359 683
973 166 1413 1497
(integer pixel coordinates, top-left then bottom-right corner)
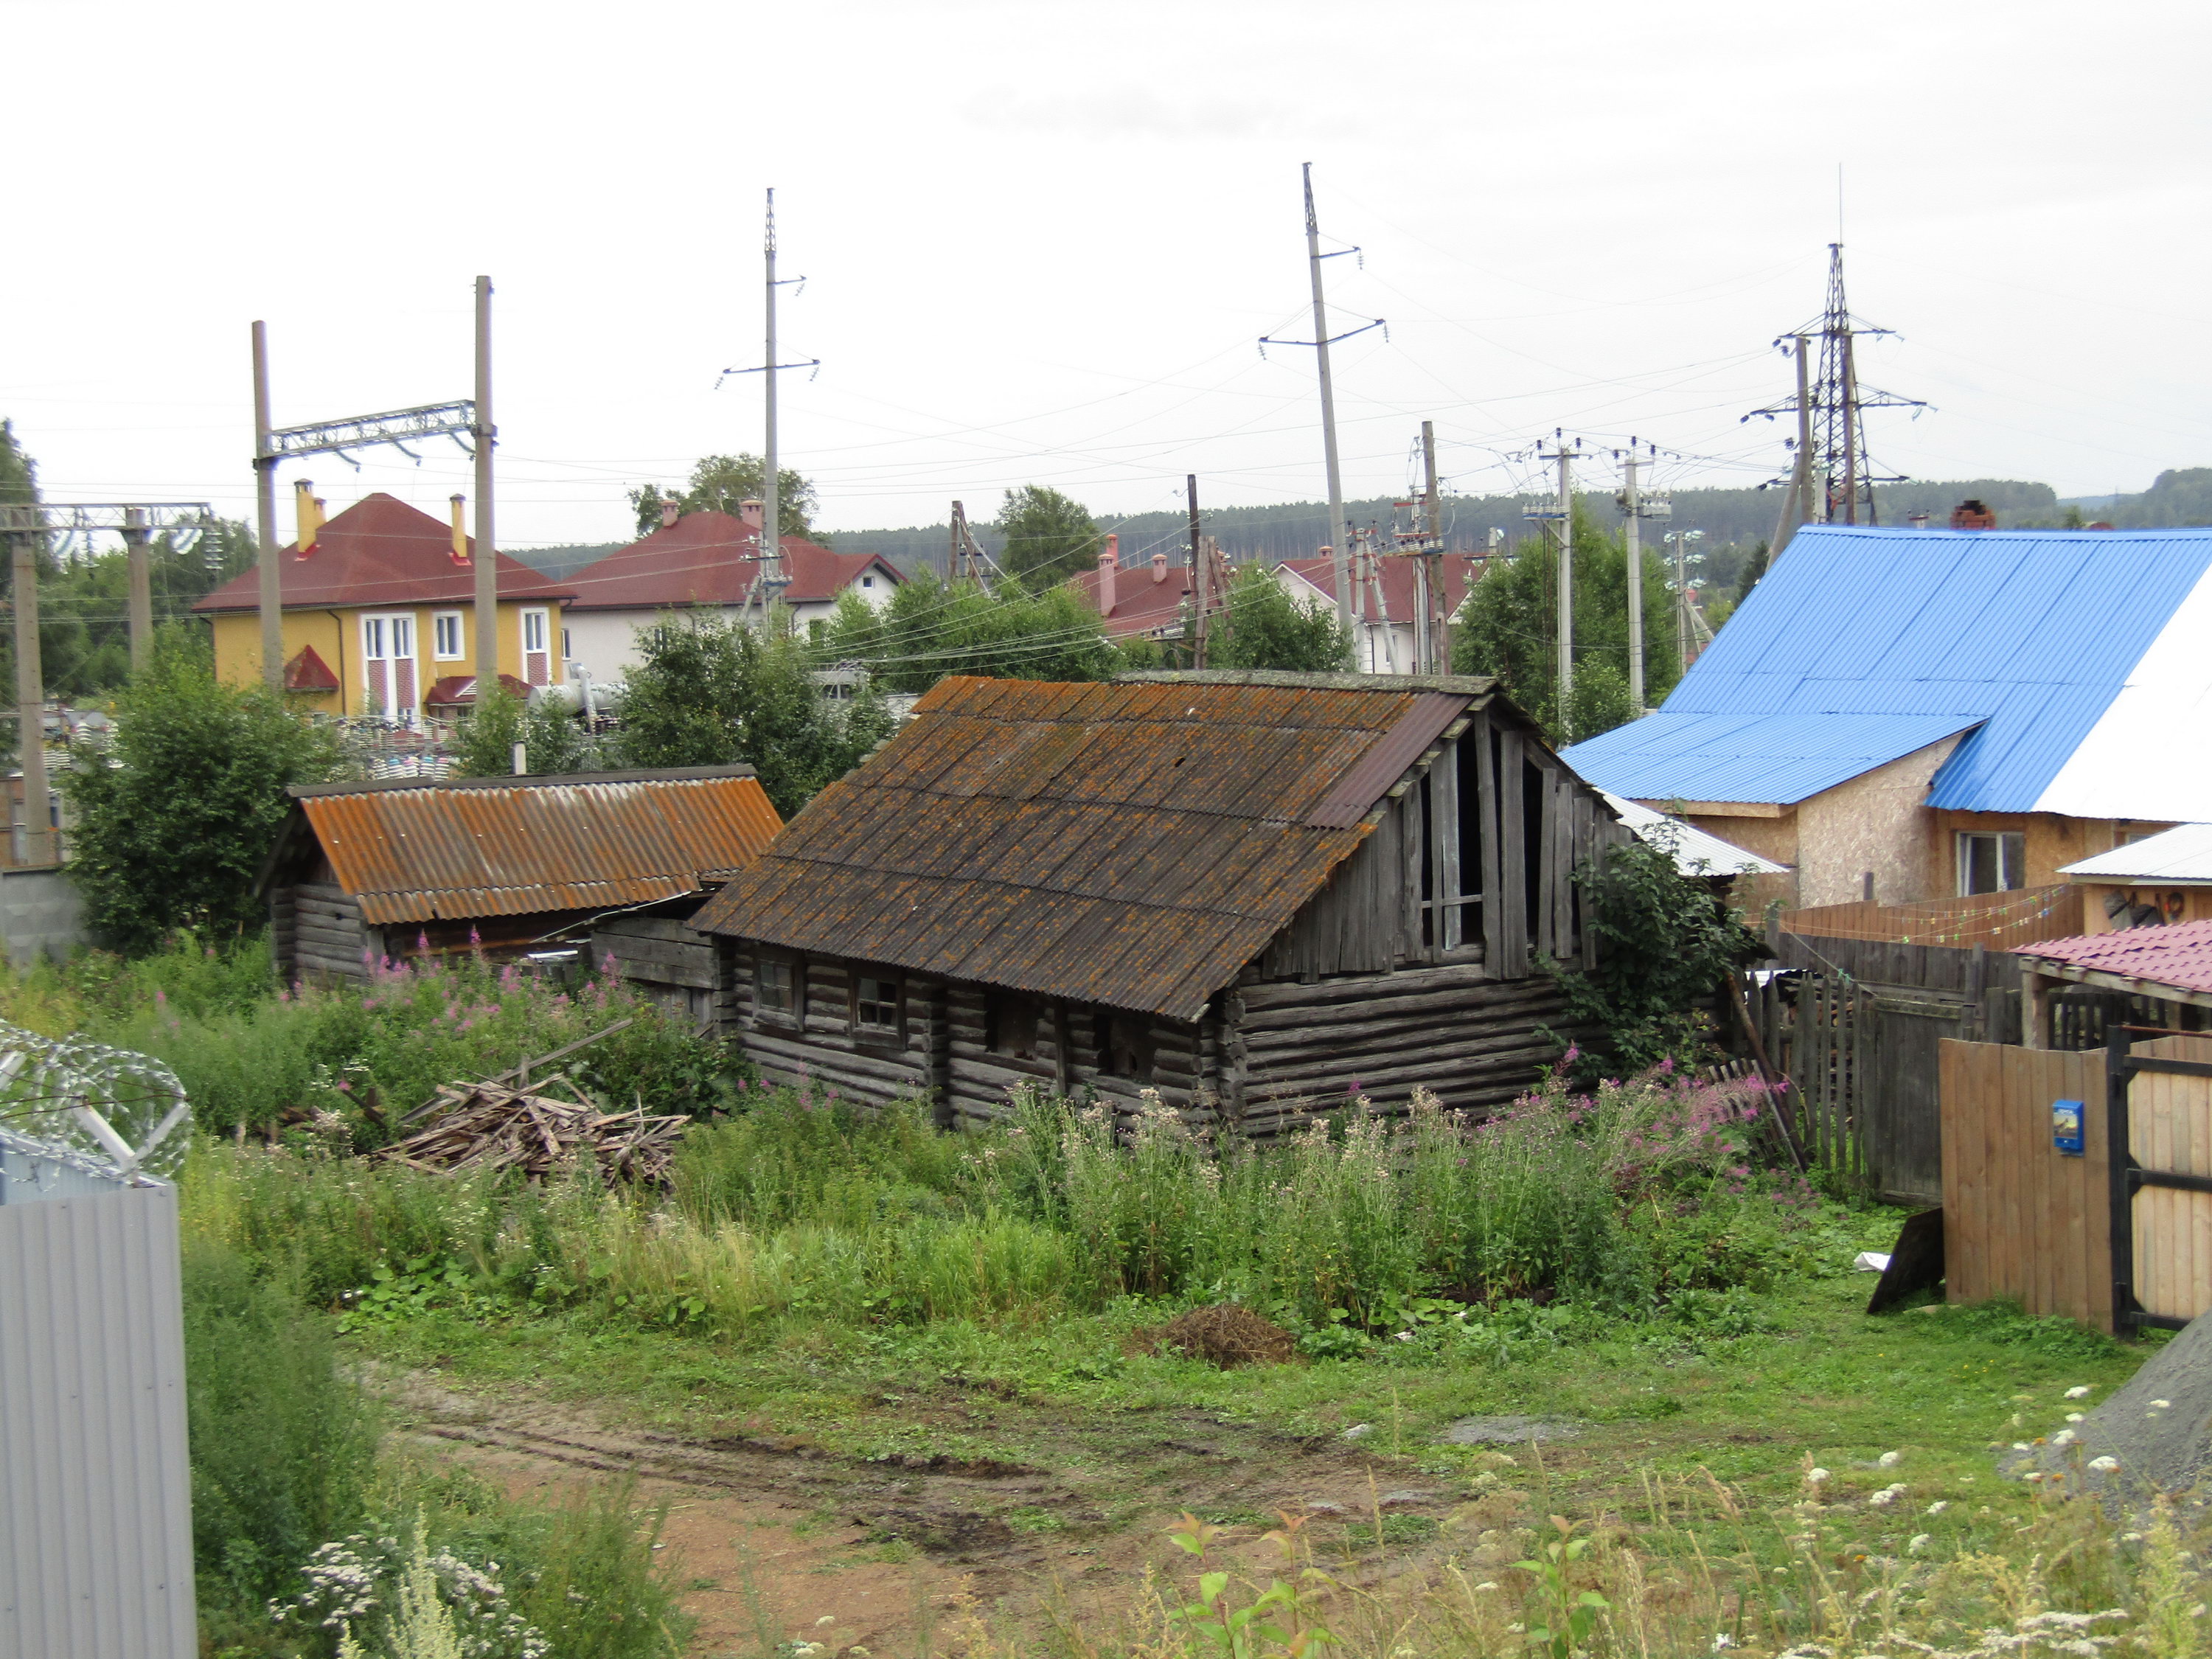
4 0 2207 550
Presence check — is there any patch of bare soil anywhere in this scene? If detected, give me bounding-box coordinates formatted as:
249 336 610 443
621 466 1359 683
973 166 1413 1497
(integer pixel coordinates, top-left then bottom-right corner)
379 1369 1484 1656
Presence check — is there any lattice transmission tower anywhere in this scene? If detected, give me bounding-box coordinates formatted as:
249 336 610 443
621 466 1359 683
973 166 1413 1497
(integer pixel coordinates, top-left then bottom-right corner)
1750 243 1926 551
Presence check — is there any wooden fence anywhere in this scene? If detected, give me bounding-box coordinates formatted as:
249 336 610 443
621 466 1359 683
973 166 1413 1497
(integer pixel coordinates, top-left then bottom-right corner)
1775 884 2086 952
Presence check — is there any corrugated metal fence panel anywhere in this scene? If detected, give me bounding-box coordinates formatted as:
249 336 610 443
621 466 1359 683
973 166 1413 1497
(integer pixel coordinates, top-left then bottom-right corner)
0 1183 196 1658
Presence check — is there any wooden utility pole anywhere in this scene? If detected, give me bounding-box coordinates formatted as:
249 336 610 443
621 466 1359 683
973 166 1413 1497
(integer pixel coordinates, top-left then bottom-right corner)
4 510 50 865
1548 437 1577 723
1621 443 1645 715
946 501 961 581
122 507 153 675
251 321 282 689
762 190 782 616
1420 420 1444 674
473 276 500 697
1187 474 1206 669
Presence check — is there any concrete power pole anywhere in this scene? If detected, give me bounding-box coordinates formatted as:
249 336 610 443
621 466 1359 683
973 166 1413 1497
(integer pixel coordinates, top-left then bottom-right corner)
251 321 283 689
1303 164 1351 628
1621 444 1645 717
1769 335 1812 560
1187 474 1207 669
4 511 49 865
122 507 153 676
1534 434 1580 731
762 189 781 617
473 276 499 698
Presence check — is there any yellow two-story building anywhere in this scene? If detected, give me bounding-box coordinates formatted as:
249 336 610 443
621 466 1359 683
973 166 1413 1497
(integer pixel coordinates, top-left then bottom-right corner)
195 491 572 719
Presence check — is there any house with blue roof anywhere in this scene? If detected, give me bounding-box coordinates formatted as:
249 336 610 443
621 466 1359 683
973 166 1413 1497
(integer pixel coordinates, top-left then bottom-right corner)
1561 523 2212 909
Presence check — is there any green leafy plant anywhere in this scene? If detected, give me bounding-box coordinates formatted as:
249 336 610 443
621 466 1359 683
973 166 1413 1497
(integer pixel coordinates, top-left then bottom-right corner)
1164 1512 1335 1659
1514 1516 1612 1659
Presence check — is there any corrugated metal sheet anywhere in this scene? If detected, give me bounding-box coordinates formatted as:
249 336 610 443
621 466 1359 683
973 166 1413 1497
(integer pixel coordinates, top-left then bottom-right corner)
2062 823 2212 883
0 1145 195 1658
692 676 1475 1018
1597 792 1789 875
2017 917 2212 995
297 768 784 926
1566 710 1980 805
1562 525 2212 813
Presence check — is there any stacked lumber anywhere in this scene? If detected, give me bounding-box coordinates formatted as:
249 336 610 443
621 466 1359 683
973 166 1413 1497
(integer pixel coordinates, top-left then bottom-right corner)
378 1079 686 1186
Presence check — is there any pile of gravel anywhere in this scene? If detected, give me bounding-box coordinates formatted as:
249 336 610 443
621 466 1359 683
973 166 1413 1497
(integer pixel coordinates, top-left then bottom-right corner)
2003 1313 2212 1503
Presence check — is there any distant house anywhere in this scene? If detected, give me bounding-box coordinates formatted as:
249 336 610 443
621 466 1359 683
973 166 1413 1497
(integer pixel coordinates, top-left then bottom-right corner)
1562 524 2212 908
258 767 782 985
193 492 574 720
691 669 1632 1129
1271 554 1483 675
560 500 902 680
2061 823 2212 933
1068 535 1200 644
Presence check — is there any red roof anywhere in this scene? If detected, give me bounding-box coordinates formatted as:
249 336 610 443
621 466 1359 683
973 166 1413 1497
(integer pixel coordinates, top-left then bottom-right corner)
193 493 574 614
1067 559 1197 639
283 644 341 692
424 672 529 707
562 510 903 611
2018 919 2212 995
1276 552 1482 622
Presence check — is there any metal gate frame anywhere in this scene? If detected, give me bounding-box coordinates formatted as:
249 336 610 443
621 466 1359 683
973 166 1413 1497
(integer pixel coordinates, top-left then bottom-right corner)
2104 1024 2212 1333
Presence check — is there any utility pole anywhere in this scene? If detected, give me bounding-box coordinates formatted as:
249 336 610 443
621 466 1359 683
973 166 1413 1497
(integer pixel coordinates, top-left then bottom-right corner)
122 507 153 675
473 276 499 698
3 509 49 865
1186 474 1207 669
1262 167 1382 635
762 189 781 616
251 321 282 689
1304 164 1348 627
1420 420 1444 674
1531 434 1581 729
1764 336 1812 560
1621 444 1644 717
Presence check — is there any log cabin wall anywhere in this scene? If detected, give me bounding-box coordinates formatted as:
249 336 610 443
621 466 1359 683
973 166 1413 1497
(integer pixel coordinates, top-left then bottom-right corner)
591 912 730 1031
276 880 372 982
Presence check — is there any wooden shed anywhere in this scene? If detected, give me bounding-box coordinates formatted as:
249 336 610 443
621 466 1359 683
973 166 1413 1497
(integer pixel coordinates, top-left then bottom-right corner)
689 670 1633 1130
259 767 782 982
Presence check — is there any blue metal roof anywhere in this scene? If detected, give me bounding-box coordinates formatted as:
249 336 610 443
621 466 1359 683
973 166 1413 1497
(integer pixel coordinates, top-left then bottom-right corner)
1563 524 2212 812
1566 711 1983 806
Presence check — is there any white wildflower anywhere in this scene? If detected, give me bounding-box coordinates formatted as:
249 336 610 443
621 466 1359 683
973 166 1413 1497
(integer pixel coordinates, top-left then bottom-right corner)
2154 1399 2172 1409
1804 1467 1832 1486
817 1618 838 1627
1908 1534 1931 1554
1877 1450 1903 1467
2065 1385 2092 1399
1713 1638 1736 1652
2013 1441 2032 1452
1474 1582 1500 1593
1926 1501 1950 1515
1868 1484 1905 1508
2051 1428 2076 1447
2066 1412 2086 1423
2089 1455 2120 1472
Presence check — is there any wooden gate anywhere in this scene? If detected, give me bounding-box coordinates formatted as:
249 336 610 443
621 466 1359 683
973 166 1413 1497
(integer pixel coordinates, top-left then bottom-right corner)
1751 961 1993 1203
1938 1033 2212 1333
2106 1032 2212 1332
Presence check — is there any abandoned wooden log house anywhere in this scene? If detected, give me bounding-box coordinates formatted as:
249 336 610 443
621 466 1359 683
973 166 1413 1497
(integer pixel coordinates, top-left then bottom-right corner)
689 671 1634 1130
258 766 782 989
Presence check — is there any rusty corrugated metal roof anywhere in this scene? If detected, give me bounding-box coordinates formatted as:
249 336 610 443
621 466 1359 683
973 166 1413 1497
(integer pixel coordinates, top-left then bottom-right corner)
294 768 784 925
691 675 1487 1018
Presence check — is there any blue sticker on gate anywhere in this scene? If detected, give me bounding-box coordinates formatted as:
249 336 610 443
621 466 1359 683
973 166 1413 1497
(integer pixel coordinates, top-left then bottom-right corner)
2052 1099 2084 1157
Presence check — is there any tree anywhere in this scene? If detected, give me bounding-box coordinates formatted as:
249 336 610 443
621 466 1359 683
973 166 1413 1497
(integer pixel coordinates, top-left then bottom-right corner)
626 454 819 540
616 612 891 815
824 571 1127 693
993 485 1099 585
1209 564 1354 672
1451 509 1681 745
448 684 595 778
1545 837 1767 1082
59 633 343 953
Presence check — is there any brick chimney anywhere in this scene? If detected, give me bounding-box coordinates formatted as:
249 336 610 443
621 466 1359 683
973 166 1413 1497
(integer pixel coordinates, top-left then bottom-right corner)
1096 534 1119 618
660 499 681 529
738 498 765 530
1151 550 1169 584
1950 499 1997 530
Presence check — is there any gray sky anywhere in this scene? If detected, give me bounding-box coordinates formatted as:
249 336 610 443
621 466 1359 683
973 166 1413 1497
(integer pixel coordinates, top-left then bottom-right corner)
4 0 2207 549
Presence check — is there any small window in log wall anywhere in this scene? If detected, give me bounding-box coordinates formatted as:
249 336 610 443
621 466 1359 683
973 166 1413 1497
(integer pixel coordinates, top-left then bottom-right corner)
756 954 801 1025
1094 1010 1156 1081
852 974 903 1040
987 993 1042 1060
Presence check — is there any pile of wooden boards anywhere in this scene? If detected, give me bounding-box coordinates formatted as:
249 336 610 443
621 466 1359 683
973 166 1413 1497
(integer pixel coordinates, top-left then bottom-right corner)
378 1077 687 1186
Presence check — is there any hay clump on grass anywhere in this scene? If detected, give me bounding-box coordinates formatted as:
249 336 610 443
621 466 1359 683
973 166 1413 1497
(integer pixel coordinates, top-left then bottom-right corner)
1144 1304 1298 1368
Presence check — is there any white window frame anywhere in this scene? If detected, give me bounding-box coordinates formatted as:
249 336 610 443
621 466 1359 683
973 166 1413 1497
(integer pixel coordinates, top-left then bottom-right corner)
431 611 465 661
360 611 419 720
1956 830 2026 896
522 608 549 655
